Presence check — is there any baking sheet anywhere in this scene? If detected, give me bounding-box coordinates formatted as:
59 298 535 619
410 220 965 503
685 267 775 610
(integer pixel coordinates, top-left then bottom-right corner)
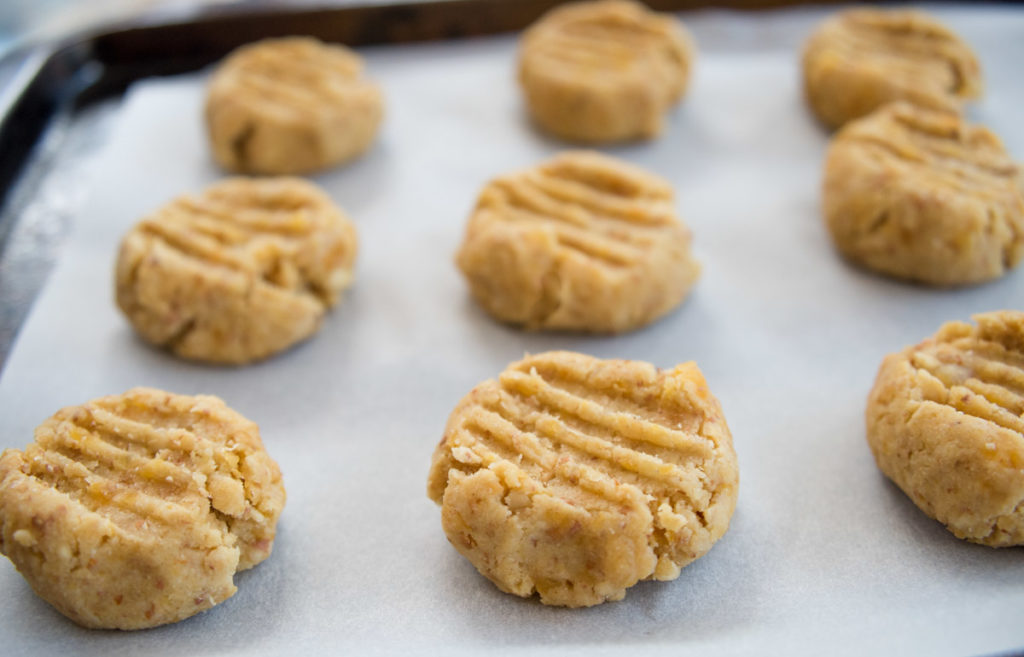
1 4 1023 655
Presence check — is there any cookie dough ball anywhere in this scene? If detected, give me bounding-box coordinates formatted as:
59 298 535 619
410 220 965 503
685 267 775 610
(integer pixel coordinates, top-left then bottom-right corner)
518 0 693 143
116 177 358 364
206 37 384 174
428 351 738 606
802 8 982 130
866 312 1024 547
456 151 700 332
823 103 1024 286
0 388 286 629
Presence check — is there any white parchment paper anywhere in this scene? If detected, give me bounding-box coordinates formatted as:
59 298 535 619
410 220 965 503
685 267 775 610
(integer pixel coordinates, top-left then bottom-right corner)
1 5 1022 656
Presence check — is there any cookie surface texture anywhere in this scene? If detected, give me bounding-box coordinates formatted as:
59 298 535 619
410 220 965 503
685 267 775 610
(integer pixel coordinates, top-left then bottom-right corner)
0 388 286 629
518 0 693 143
427 351 739 606
866 312 1024 547
455 150 700 333
823 103 1024 286
802 8 981 130
206 36 383 174
116 177 358 364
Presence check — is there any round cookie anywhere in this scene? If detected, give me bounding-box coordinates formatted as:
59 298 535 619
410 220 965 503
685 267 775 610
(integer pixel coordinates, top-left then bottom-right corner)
427 351 739 607
115 177 358 365
518 0 693 143
206 36 384 175
866 312 1024 547
455 150 700 333
0 388 286 629
822 102 1024 286
802 8 982 130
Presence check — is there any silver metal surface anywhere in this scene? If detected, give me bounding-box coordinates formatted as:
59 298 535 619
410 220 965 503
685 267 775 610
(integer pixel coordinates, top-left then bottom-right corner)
0 100 117 370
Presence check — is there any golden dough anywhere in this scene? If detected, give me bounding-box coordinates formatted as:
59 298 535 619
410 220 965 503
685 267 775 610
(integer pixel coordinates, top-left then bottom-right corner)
456 151 700 333
518 0 693 143
866 312 1024 547
0 388 286 629
428 351 739 606
823 103 1024 286
803 8 981 130
206 37 383 174
115 177 358 364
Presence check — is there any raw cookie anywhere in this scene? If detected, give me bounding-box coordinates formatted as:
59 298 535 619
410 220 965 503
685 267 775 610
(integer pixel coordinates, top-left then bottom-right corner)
427 351 738 607
455 150 700 332
802 8 982 130
115 177 358 364
0 388 286 629
822 102 1024 286
206 36 384 174
866 312 1024 547
518 0 693 143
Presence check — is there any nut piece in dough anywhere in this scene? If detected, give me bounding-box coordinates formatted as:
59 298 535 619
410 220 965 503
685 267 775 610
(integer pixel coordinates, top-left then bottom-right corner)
115 177 358 364
0 388 286 629
455 151 700 333
802 8 982 130
823 103 1024 286
206 36 384 174
866 312 1024 547
518 0 693 143
427 351 739 607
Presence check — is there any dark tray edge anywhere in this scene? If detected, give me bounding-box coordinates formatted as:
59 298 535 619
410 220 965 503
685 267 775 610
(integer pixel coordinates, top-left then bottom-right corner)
0 0 864 222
